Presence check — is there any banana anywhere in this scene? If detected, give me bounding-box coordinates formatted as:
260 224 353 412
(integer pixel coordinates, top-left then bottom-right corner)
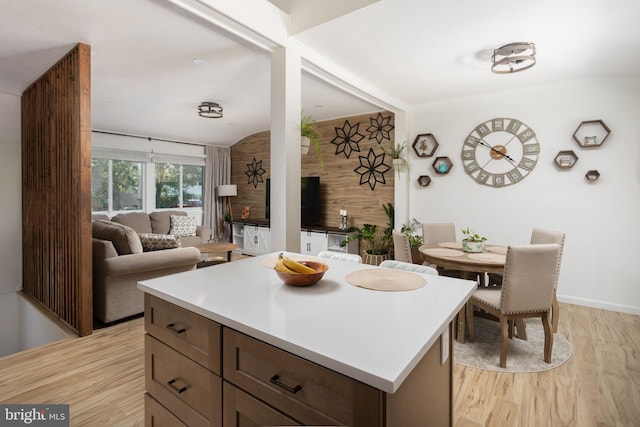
279 253 316 274
275 259 298 274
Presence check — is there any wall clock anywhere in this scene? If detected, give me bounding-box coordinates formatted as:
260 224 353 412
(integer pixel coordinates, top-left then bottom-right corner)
461 117 540 187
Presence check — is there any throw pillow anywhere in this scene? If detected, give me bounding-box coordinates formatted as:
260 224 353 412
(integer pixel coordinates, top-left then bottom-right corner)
139 233 182 252
169 215 197 237
92 220 143 255
150 210 186 234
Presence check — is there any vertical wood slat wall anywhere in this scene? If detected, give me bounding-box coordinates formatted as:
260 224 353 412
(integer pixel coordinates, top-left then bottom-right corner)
21 43 93 336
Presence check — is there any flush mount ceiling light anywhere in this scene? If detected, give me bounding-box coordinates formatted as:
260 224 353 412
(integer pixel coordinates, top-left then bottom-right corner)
491 42 536 74
198 101 223 118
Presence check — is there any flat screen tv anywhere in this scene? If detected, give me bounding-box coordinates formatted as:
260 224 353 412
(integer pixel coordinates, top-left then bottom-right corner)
266 176 321 226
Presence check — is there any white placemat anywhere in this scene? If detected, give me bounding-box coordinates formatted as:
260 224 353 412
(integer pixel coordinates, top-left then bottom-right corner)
425 247 464 257
345 268 426 291
438 242 463 249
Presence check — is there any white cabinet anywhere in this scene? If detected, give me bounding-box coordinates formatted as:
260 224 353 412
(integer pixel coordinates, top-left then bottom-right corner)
327 232 358 254
233 224 356 257
232 223 271 256
243 225 271 255
300 231 328 256
300 229 358 256
232 223 245 251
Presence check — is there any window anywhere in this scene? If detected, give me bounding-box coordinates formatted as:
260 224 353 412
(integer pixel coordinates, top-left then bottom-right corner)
155 163 204 209
91 148 204 214
112 160 143 210
91 158 143 212
91 158 109 211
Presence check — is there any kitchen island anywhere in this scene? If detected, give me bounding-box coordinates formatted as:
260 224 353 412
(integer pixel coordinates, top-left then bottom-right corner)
138 252 476 426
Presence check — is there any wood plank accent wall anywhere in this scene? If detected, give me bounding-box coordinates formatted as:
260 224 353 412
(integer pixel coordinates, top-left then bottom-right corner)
21 43 93 336
230 112 394 230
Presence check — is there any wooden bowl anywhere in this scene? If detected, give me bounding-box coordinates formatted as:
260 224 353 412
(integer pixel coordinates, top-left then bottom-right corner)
275 261 329 287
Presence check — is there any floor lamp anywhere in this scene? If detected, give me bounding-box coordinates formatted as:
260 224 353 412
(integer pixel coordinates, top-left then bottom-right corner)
217 184 237 242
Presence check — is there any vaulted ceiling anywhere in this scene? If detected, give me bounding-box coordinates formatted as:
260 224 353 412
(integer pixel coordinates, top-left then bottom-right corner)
1 0 639 145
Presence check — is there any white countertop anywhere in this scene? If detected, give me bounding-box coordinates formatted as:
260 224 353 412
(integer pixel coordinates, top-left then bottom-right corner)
137 252 476 393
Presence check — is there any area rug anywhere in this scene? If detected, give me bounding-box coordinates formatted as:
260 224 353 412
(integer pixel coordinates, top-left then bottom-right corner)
454 317 572 373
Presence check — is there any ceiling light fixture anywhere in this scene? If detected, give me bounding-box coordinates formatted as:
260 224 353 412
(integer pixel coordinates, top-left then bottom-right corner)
198 101 223 118
491 42 536 74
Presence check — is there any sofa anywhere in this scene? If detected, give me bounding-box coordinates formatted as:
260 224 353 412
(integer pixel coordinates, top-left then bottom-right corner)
92 211 210 323
95 210 211 247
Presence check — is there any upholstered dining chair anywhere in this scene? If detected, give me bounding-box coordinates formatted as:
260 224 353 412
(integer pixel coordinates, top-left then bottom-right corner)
422 222 479 282
317 251 362 263
392 229 413 263
466 243 561 368
488 228 565 333
422 222 457 246
379 259 439 275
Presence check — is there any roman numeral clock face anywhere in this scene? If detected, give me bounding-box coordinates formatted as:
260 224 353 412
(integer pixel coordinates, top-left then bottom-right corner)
461 118 540 187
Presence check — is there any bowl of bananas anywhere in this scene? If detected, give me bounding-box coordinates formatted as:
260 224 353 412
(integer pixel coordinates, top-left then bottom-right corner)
274 253 329 287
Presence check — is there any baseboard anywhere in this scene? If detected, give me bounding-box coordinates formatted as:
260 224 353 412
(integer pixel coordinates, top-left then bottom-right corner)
557 294 640 316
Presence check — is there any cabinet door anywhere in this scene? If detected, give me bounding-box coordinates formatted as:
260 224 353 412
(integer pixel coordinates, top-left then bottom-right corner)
300 231 328 256
145 393 187 427
256 227 271 254
145 335 222 427
232 224 244 252
243 227 257 255
223 382 298 427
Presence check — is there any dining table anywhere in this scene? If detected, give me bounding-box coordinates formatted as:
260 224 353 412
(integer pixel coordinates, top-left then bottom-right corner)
418 242 508 343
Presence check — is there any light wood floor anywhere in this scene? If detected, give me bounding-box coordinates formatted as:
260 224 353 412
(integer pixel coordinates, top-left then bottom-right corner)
1 303 638 426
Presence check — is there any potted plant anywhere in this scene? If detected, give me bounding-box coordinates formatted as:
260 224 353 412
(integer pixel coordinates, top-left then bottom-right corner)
340 203 394 265
461 227 487 253
382 141 409 173
301 114 323 168
401 218 424 263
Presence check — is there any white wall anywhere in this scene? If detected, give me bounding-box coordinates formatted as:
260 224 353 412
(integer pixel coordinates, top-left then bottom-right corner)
0 93 22 294
405 77 640 315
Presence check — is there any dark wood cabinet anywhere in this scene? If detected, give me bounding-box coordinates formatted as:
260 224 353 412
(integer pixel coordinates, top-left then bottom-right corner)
144 294 453 427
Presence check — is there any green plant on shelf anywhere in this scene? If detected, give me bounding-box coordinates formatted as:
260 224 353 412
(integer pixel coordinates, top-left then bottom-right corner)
301 114 324 169
382 141 409 172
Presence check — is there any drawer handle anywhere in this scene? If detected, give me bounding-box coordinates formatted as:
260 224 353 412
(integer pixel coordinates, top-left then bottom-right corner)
167 378 187 394
166 323 186 334
269 374 302 394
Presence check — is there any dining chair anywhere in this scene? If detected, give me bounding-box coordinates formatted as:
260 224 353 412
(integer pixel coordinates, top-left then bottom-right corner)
317 251 362 263
466 243 561 368
488 228 565 333
379 260 439 275
422 222 480 281
422 222 457 246
392 229 413 263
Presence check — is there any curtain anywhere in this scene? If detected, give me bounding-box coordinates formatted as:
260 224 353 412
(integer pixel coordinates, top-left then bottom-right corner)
204 145 231 241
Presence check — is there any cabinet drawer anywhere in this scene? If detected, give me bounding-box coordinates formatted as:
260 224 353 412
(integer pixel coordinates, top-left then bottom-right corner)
223 328 380 426
145 293 221 374
145 393 187 427
222 381 299 427
146 335 222 427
